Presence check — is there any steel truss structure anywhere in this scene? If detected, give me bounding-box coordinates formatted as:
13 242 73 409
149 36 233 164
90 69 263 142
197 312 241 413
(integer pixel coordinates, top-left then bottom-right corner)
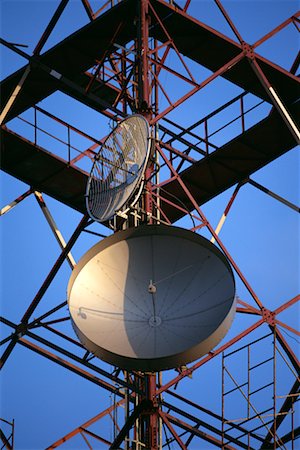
1 0 299 449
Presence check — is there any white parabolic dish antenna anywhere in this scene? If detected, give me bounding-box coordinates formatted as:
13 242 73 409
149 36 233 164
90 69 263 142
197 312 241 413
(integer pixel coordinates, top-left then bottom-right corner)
68 225 236 372
86 115 150 222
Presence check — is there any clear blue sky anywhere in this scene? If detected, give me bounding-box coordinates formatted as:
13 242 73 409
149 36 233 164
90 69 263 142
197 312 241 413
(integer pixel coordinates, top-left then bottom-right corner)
0 1 299 449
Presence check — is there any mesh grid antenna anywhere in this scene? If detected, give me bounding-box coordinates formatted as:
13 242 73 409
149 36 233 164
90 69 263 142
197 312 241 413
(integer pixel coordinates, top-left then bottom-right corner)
86 115 150 222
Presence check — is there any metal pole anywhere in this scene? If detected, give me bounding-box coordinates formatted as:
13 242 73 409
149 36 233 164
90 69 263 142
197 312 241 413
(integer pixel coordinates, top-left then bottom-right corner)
22 214 88 324
222 352 225 449
135 2 159 448
0 214 88 369
250 58 300 144
213 0 244 44
34 106 37 145
33 0 69 55
0 65 31 125
248 179 300 213
12 419 14 450
34 191 76 269
211 182 243 244
273 328 277 450
247 346 251 448
124 371 130 450
0 188 33 216
157 143 265 310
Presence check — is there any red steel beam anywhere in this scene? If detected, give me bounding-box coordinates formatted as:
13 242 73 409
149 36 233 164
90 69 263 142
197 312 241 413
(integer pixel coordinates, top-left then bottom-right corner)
274 327 300 376
274 294 300 316
107 53 133 105
164 91 246 138
110 399 154 449
1 316 139 393
80 0 94 21
34 191 76 269
248 178 300 213
33 0 70 55
4 314 284 448
150 41 173 96
85 22 124 94
253 12 300 49
260 379 299 448
47 399 125 449
158 140 197 163
0 188 34 216
155 318 264 397
22 214 89 324
148 0 196 83
18 337 121 394
165 412 237 450
151 51 245 124
0 428 12 450
211 181 245 244
157 142 265 310
81 428 111 446
249 57 300 143
0 214 89 369
213 0 244 44
158 410 187 450
275 320 300 337
92 0 112 19
166 389 264 444
0 65 31 125
183 0 191 12
236 298 262 315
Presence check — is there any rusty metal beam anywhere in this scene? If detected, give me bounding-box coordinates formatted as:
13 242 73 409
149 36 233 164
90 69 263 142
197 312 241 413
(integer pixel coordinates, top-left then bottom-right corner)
1 316 140 394
21 214 88 324
80 0 94 21
0 214 88 369
275 328 300 376
47 400 125 449
0 37 125 121
0 188 33 216
248 178 300 213
260 379 299 448
155 318 264 397
33 0 70 55
250 57 300 143
0 428 12 450
110 400 154 449
166 389 265 444
280 425 300 444
163 400 254 450
211 181 244 243
213 0 244 44
165 413 238 450
274 294 300 316
151 51 245 125
18 337 121 394
34 191 76 269
158 410 187 450
0 65 31 125
157 142 265 310
253 13 300 49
